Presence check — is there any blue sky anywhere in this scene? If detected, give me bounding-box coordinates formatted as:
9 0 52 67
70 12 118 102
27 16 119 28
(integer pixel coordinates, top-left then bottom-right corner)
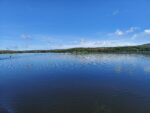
0 0 150 50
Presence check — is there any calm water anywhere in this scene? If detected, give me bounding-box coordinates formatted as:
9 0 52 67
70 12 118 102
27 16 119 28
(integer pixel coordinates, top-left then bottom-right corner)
0 53 150 113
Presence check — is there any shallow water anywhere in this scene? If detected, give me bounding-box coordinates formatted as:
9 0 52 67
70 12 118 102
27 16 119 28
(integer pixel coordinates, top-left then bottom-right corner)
0 53 150 113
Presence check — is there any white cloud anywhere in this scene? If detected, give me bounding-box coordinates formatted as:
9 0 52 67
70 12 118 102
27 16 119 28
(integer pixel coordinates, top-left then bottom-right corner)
144 29 150 34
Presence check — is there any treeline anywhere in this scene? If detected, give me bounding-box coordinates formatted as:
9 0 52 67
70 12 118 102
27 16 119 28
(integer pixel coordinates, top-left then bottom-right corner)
50 45 150 53
0 50 52 54
0 44 150 54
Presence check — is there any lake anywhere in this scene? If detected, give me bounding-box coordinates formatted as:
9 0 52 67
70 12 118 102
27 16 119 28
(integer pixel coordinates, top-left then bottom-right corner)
0 53 150 113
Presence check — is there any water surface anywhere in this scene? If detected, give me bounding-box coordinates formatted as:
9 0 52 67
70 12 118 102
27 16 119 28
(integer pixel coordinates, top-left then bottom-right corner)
0 53 150 113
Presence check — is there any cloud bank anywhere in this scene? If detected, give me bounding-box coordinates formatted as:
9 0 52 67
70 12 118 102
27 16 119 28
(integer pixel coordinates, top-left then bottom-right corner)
1 27 150 50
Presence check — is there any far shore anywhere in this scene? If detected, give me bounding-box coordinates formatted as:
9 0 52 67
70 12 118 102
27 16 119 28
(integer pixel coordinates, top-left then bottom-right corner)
0 43 150 54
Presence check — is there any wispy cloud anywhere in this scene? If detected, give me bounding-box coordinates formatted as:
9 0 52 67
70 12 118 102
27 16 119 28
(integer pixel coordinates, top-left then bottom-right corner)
55 39 137 49
114 29 124 36
6 45 19 50
21 33 31 39
131 34 138 40
126 27 139 33
112 10 119 16
2 27 149 50
144 29 150 34
110 27 140 36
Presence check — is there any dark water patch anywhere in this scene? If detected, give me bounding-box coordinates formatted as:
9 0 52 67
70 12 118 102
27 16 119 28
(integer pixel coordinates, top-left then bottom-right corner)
0 105 9 113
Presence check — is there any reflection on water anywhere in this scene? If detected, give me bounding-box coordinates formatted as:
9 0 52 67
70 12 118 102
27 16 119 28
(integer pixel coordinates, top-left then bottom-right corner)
144 66 150 73
0 53 150 113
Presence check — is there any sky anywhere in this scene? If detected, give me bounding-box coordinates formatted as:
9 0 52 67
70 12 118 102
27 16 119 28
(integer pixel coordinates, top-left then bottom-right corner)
0 0 150 50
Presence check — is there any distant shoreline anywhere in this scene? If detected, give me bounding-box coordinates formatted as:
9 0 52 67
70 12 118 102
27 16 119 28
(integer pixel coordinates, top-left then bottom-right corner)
0 43 150 54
